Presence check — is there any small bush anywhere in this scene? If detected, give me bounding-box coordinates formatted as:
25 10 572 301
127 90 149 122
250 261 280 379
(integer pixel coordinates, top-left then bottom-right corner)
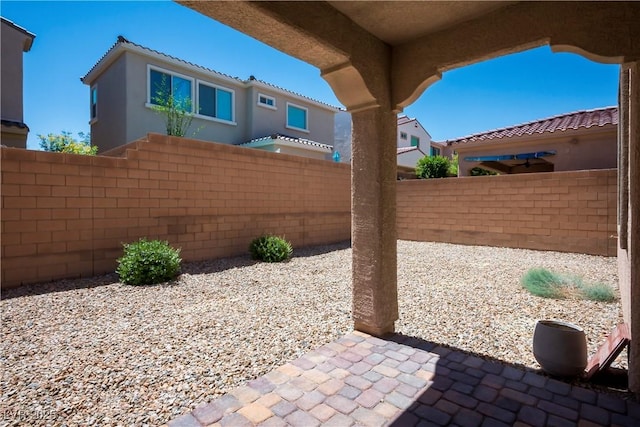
579 283 616 302
249 235 293 263
416 155 450 179
116 238 181 285
521 268 616 302
521 268 566 298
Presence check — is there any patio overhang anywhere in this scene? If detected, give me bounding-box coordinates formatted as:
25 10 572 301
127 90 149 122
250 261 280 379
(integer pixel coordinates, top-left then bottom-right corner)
177 0 640 393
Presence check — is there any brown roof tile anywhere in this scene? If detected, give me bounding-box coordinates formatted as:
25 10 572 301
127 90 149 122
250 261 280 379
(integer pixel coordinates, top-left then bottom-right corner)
444 106 617 146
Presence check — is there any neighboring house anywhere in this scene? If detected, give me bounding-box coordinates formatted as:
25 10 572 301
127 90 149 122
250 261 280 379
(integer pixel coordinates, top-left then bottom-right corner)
333 113 442 175
443 106 618 176
396 115 445 178
1 17 35 148
81 36 339 159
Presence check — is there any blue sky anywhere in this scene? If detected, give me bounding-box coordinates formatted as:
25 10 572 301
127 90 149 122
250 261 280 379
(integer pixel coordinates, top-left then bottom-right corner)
2 0 620 150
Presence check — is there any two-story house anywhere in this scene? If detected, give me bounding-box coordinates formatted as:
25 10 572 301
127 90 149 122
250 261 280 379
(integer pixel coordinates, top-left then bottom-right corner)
1 17 35 148
396 115 446 178
81 36 339 160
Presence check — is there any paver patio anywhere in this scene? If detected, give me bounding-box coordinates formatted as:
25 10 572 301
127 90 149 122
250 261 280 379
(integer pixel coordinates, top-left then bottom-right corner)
165 331 639 426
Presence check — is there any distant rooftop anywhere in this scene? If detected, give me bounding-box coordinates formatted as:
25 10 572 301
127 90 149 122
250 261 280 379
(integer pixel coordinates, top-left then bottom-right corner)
444 106 618 146
81 36 340 111
1 16 36 51
238 133 333 152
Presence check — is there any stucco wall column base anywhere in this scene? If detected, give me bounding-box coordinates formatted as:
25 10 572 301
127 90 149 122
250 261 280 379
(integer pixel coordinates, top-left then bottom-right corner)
351 107 398 335
354 321 395 338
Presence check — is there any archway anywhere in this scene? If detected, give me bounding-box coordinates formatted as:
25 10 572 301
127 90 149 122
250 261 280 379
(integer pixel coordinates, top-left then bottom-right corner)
177 0 639 392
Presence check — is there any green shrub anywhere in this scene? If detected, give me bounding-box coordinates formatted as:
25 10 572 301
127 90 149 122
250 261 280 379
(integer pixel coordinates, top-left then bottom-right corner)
249 235 293 262
521 268 616 302
521 268 566 298
579 283 616 302
416 155 450 179
116 238 181 285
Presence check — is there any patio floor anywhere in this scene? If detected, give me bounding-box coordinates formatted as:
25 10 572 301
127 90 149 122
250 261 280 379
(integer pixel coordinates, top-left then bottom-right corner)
166 331 640 427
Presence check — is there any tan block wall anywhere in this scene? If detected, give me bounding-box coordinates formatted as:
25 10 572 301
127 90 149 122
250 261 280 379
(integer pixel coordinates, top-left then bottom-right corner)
1 136 617 289
1 134 351 288
397 169 617 257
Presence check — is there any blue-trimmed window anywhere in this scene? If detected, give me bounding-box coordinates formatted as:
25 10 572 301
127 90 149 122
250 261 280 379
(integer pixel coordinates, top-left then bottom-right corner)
198 82 234 121
148 67 193 111
286 103 308 131
90 86 98 120
258 93 276 109
410 135 419 147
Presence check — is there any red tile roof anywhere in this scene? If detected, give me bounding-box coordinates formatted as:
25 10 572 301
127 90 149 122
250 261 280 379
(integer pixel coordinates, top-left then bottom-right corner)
445 106 617 146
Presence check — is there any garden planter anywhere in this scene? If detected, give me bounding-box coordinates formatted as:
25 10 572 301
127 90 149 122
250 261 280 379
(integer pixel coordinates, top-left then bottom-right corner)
532 320 588 377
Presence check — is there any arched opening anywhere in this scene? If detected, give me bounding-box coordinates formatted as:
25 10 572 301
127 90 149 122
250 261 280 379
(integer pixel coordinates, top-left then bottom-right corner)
395 44 625 382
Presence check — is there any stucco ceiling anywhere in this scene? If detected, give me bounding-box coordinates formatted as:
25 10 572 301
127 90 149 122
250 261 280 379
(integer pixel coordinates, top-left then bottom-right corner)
327 1 517 45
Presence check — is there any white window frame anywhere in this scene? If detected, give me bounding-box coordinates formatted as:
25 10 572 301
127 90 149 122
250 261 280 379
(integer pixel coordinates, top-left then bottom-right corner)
257 93 276 110
89 84 98 124
145 64 195 113
195 79 236 125
286 102 309 133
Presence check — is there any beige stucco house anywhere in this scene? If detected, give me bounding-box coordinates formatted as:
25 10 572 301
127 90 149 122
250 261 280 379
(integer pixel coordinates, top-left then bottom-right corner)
1 17 35 148
81 36 339 158
445 106 618 176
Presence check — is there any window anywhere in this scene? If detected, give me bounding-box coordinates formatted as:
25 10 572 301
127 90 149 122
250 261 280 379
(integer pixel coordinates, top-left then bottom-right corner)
90 86 98 121
431 146 441 156
148 66 193 111
410 135 419 147
400 132 407 140
258 93 276 109
198 82 234 122
286 103 308 131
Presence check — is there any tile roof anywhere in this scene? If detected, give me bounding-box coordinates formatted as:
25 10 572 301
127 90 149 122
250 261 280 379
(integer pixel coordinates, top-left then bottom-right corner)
397 146 421 154
397 115 416 126
444 106 618 146
82 36 339 110
238 133 333 151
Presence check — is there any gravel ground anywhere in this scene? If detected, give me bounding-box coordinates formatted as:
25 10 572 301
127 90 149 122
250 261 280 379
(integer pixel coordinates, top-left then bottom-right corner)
1 241 623 426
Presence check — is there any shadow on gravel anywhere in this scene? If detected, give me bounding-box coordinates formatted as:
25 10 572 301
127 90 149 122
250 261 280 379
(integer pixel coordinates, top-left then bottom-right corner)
1 241 352 300
384 333 635 427
292 240 351 257
1 272 120 301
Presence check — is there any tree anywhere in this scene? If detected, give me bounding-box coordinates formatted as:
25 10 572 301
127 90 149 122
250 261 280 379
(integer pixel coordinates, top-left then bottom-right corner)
150 76 196 137
38 131 97 155
416 155 451 179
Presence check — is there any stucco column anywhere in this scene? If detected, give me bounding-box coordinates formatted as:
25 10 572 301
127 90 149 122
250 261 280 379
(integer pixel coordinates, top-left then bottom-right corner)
351 107 398 336
619 61 640 393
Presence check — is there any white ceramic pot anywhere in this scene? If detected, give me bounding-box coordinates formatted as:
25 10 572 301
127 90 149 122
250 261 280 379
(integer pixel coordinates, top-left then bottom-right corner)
532 320 588 377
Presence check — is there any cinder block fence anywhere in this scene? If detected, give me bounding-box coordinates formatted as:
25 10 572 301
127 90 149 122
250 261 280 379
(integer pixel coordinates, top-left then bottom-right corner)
1 134 617 289
397 169 617 257
1 134 351 288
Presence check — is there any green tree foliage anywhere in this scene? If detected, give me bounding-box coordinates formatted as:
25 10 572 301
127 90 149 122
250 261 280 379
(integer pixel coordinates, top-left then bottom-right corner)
416 155 451 179
38 131 97 155
470 166 498 176
151 76 196 137
447 153 459 176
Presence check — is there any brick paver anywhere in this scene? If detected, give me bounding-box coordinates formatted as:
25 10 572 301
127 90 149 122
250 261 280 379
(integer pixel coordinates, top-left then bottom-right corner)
166 331 640 427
